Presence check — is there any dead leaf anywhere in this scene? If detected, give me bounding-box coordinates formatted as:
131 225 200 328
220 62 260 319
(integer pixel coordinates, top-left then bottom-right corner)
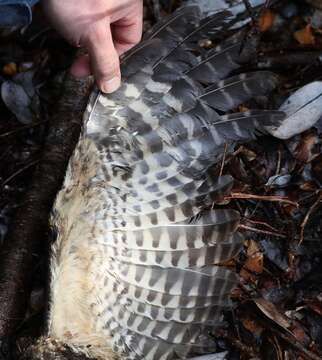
254 297 291 330
294 24 315 45
240 146 257 161
259 9 275 32
244 240 264 273
306 301 322 316
242 316 264 336
3 62 17 77
240 267 256 282
291 130 321 163
290 321 310 346
238 104 250 112
1 70 40 124
299 181 318 191
198 39 213 48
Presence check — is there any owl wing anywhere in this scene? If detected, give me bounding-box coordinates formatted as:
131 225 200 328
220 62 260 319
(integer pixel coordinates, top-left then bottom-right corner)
61 5 284 360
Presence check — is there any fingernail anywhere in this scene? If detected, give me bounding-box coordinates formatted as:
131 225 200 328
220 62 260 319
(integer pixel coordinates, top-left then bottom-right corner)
101 76 121 93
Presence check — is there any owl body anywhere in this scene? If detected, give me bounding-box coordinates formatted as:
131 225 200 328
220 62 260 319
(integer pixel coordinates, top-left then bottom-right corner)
47 5 284 360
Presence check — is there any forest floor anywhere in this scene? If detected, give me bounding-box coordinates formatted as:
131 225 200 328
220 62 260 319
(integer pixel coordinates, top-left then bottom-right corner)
0 1 321 359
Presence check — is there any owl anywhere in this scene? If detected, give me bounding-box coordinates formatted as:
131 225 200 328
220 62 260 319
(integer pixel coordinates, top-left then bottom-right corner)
29 4 286 360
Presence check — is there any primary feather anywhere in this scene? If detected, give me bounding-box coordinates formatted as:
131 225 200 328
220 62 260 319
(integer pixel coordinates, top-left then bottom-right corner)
47 4 284 360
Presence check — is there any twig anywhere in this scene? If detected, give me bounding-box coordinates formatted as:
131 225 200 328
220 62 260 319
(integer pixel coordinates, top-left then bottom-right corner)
219 146 244 169
275 146 282 175
244 218 282 233
277 331 321 360
216 328 259 358
219 143 228 177
298 192 322 245
226 192 299 207
239 224 287 238
1 160 40 187
0 120 48 138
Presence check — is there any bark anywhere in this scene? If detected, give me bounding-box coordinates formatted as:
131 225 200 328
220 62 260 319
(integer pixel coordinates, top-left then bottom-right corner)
0 74 92 339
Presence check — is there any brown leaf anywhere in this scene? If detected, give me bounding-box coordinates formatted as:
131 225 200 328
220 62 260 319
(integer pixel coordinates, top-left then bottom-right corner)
300 181 319 191
238 104 250 112
242 316 264 336
2 62 17 77
240 146 257 161
244 240 264 274
289 130 321 163
306 300 322 316
254 298 291 331
240 268 257 282
312 155 322 183
294 25 315 46
290 322 310 346
259 9 275 32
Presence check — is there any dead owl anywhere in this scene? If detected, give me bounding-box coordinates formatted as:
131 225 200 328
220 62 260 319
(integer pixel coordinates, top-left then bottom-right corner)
28 5 288 360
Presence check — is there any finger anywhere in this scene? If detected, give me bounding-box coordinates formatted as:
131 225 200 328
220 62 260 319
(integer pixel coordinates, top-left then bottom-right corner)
112 5 143 55
70 54 91 78
82 21 121 93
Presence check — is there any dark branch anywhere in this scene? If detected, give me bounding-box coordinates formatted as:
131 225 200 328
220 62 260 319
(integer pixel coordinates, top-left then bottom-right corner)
0 74 92 341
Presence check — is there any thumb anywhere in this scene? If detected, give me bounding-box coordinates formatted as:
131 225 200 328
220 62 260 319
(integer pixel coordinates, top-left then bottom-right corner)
83 21 121 93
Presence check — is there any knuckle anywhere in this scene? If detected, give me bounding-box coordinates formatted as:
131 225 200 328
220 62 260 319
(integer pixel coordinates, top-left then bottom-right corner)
86 27 105 43
83 24 105 44
98 56 120 78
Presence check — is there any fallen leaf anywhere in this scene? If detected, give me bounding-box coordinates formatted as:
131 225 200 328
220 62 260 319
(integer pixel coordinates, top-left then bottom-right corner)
294 24 315 45
238 104 250 112
267 82 322 139
244 240 264 274
259 9 275 32
242 316 264 336
292 130 320 163
237 145 257 161
1 70 40 124
299 181 318 191
240 268 257 282
2 62 17 77
306 301 322 316
290 322 310 346
254 297 291 330
198 39 213 48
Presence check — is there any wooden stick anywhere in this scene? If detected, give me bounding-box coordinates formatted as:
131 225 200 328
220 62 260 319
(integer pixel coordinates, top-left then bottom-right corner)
227 192 299 207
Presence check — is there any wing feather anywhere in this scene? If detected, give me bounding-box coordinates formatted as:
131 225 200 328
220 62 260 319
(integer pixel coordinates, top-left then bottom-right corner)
50 3 284 360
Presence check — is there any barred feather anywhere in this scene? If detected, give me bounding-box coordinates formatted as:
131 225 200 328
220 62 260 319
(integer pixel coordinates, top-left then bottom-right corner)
48 3 285 360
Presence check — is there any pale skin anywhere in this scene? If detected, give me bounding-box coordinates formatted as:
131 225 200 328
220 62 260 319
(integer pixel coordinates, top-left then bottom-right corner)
43 0 143 93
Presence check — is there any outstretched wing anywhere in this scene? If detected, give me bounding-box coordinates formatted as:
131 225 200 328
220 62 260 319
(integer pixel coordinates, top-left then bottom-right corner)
51 5 284 360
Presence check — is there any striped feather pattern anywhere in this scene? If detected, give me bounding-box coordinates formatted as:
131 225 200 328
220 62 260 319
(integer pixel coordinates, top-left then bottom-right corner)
49 4 285 360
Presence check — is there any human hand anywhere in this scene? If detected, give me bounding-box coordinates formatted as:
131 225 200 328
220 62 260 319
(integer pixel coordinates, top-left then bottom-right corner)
43 0 143 93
